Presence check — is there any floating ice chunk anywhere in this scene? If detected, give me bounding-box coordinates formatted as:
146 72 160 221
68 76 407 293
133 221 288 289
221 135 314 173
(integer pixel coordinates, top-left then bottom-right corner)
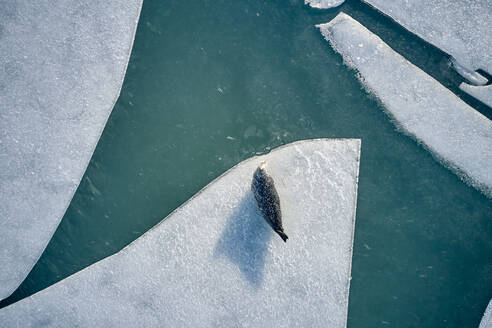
0 1 142 300
305 0 345 9
459 84 492 109
318 13 492 197
0 139 361 328
361 0 492 84
480 299 492 328
450 58 488 87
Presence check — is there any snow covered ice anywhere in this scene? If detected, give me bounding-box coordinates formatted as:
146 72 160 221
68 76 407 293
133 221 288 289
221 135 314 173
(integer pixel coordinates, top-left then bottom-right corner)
459 84 492 109
306 0 492 104
305 0 345 9
317 13 492 197
480 299 492 328
0 0 142 300
361 0 492 85
360 0 492 106
0 139 361 328
450 58 488 87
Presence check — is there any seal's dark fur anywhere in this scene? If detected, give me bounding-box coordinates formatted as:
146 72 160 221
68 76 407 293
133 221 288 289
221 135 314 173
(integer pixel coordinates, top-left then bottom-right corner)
251 162 288 242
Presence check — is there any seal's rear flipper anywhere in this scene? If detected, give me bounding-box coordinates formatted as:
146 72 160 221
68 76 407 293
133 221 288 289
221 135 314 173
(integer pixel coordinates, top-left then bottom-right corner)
276 230 288 243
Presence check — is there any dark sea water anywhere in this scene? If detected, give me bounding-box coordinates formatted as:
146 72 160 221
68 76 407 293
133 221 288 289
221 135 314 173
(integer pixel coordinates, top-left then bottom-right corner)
2 0 491 327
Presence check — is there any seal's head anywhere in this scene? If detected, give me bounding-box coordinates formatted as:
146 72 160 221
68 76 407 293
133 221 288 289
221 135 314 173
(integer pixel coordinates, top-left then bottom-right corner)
254 161 268 180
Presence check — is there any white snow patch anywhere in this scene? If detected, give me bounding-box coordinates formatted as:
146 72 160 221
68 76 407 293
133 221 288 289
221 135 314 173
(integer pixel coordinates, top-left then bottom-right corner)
318 13 492 197
0 139 361 328
0 0 143 300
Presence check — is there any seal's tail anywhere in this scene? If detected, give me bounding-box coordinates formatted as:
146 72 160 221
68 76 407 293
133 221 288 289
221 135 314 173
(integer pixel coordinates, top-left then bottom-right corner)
276 230 288 243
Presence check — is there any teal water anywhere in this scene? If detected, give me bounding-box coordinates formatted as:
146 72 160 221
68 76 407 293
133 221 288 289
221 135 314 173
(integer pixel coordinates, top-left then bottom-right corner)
2 0 491 326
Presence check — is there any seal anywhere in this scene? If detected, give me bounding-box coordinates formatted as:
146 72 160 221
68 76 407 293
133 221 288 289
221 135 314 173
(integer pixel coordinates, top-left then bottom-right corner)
251 161 288 242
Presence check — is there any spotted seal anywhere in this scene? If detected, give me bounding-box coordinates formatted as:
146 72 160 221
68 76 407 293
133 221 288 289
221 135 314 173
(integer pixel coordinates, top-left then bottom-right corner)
251 161 288 242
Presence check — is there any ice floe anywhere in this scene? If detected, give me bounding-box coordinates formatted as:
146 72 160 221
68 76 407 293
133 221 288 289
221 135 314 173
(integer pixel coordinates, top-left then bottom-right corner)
450 58 488 87
459 84 492 109
361 0 492 84
0 139 361 328
0 0 143 300
318 13 492 197
305 0 345 9
480 299 492 328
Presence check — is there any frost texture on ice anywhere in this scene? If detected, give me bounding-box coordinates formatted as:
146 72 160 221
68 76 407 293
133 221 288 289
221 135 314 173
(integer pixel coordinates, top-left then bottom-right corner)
317 13 492 197
0 139 361 328
480 299 492 328
0 0 142 300
305 0 345 9
361 0 492 85
459 84 492 109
